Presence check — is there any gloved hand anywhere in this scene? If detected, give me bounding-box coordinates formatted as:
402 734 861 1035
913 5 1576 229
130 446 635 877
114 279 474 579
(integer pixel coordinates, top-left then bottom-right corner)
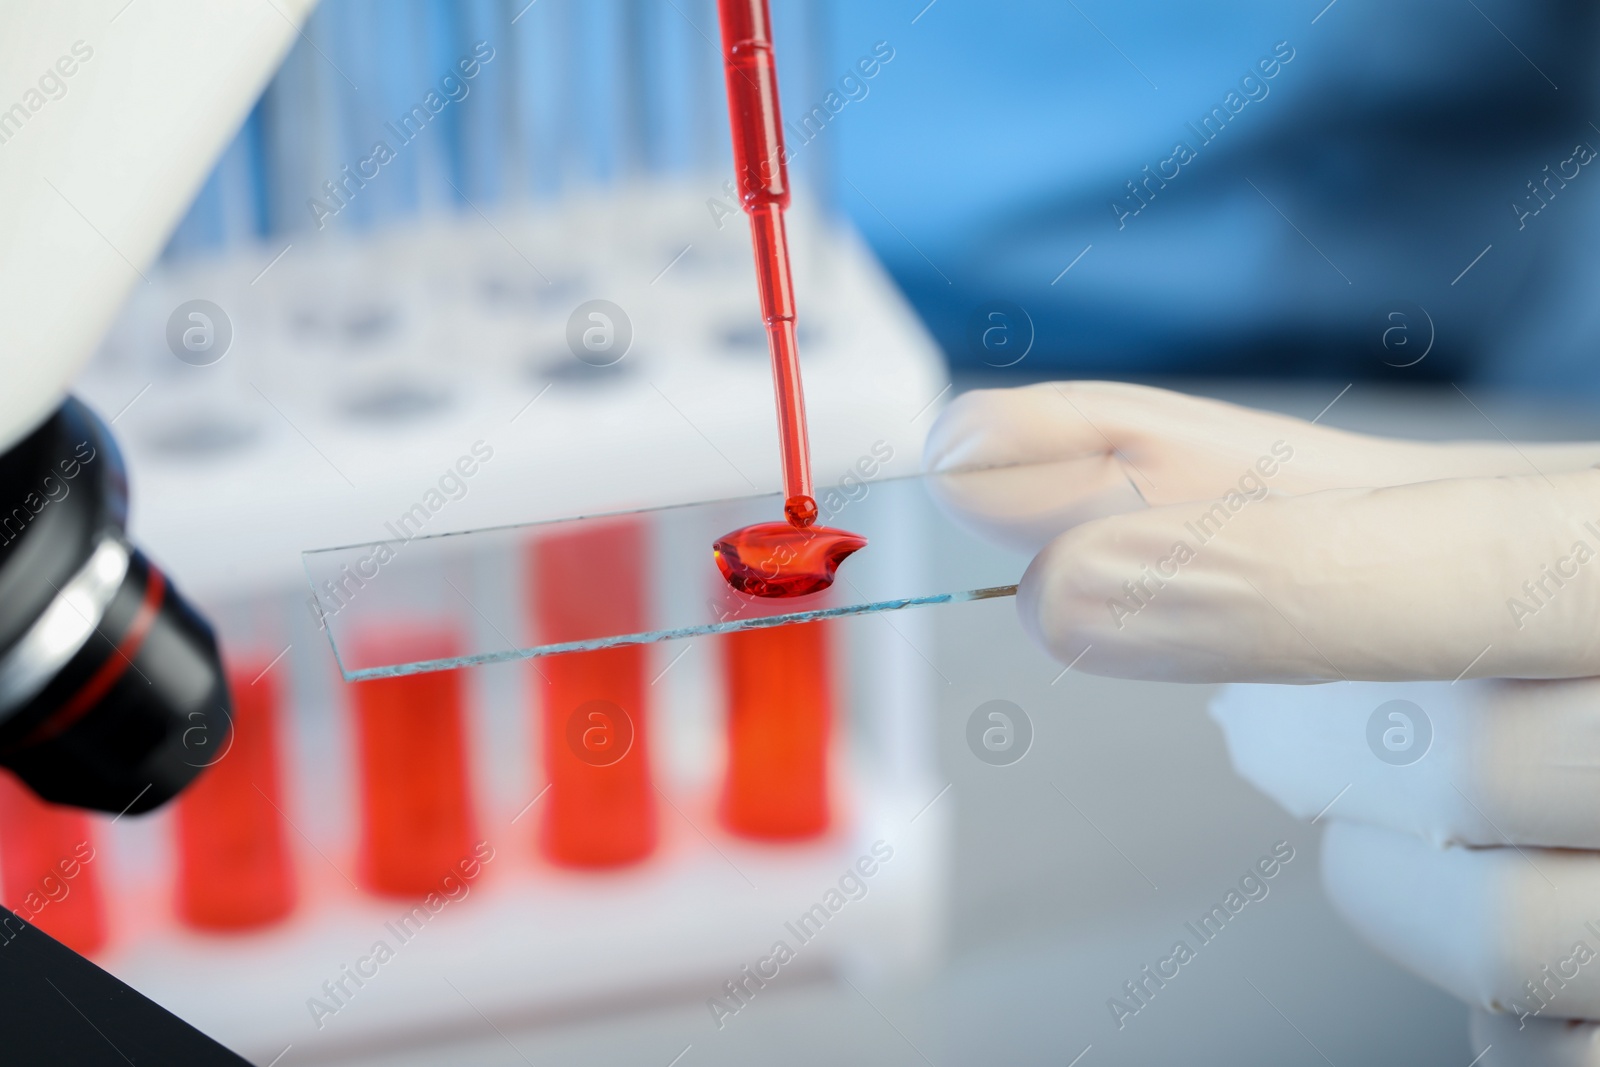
926 381 1600 1063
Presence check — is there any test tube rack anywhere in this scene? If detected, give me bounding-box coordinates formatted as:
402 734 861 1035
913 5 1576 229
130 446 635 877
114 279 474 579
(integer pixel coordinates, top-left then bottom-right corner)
17 178 954 1061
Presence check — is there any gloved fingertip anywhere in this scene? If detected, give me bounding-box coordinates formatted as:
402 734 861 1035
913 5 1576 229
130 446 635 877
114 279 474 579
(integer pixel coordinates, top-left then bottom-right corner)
1016 534 1081 663
1015 552 1049 653
921 388 991 472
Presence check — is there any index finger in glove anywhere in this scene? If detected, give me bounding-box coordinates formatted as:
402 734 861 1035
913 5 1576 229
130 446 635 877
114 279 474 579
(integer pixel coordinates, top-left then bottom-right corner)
924 382 1317 554
1023 468 1600 682
925 381 1600 556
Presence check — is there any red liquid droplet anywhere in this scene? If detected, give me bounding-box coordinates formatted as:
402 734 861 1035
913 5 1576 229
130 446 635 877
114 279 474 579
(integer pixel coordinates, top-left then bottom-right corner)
784 494 818 528
714 521 867 598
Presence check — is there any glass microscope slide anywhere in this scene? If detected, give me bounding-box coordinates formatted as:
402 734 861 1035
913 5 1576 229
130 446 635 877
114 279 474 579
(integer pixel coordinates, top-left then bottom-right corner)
304 456 1122 680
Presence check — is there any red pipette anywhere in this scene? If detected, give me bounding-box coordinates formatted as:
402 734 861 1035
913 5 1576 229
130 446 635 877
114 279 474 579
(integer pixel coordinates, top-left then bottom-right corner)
714 0 865 596
718 0 812 526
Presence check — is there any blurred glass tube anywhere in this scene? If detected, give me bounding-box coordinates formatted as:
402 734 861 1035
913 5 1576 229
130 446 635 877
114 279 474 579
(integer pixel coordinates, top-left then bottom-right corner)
154 0 836 258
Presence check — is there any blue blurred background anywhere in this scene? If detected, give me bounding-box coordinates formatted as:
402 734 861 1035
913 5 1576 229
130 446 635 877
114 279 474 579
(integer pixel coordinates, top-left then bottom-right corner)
167 0 1600 392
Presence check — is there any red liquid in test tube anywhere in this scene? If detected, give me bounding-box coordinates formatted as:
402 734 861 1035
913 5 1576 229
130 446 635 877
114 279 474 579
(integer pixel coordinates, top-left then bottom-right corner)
0 772 105 955
350 630 478 897
530 519 655 868
175 661 296 931
720 620 833 839
712 0 866 596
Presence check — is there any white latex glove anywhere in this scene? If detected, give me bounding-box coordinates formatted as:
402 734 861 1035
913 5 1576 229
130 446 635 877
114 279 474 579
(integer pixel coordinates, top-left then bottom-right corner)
926 381 1600 1063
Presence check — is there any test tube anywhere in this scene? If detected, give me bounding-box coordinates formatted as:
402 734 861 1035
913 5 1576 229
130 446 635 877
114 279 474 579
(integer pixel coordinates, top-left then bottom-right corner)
350 629 478 897
530 519 655 867
719 620 833 839
0 772 105 955
174 660 296 931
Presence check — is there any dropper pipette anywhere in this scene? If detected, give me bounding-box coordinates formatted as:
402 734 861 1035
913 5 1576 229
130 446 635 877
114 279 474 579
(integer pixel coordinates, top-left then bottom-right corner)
717 0 815 529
